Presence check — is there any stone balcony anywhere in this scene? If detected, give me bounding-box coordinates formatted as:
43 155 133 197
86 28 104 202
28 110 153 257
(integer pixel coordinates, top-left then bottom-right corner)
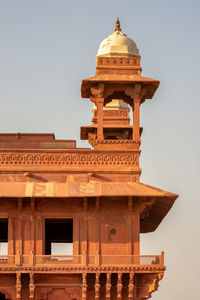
0 253 164 273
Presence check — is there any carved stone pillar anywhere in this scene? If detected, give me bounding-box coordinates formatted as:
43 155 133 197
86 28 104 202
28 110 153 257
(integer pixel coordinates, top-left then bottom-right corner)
29 272 35 300
132 84 141 142
82 273 87 300
15 215 23 254
16 272 22 300
133 98 140 141
8 216 15 255
35 216 43 255
106 273 111 300
96 98 104 140
128 273 135 300
95 273 100 300
117 273 122 300
30 215 35 253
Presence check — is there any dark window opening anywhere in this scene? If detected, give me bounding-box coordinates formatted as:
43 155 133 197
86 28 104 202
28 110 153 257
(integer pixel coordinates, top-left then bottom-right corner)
45 219 73 255
0 219 8 255
0 292 7 300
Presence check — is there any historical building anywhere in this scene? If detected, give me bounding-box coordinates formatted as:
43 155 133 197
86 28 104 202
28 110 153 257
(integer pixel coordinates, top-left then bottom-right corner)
0 20 178 300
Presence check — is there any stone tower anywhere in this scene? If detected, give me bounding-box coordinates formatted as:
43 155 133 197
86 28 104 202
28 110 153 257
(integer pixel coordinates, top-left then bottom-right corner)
0 20 177 300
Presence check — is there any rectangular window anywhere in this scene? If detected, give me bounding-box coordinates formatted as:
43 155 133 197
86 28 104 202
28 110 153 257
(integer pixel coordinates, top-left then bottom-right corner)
0 219 8 255
45 219 73 255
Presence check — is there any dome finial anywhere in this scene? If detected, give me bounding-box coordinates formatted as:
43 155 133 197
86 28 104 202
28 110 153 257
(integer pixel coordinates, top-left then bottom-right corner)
115 18 121 32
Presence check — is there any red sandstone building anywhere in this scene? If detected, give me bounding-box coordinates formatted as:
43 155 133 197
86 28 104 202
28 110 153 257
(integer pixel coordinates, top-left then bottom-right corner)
0 20 177 300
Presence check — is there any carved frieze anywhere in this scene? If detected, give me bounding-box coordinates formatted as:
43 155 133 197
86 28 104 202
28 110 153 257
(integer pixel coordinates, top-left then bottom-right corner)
93 110 129 119
0 151 139 168
0 265 165 273
97 56 140 67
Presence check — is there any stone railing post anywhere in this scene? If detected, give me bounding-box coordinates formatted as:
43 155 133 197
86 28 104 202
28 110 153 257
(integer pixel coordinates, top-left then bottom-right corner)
29 250 34 266
15 251 21 266
95 250 100 266
82 251 87 267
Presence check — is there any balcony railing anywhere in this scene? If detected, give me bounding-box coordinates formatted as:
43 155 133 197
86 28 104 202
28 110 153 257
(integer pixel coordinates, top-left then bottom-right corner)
100 255 161 266
35 255 82 265
0 252 164 268
0 255 15 264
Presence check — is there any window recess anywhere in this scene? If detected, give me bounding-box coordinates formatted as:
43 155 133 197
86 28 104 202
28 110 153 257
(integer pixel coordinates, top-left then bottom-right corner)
0 219 8 255
45 219 73 255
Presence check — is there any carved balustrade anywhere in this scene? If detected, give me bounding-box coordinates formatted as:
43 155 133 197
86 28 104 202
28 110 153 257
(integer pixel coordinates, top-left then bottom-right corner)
34 255 82 265
0 255 15 265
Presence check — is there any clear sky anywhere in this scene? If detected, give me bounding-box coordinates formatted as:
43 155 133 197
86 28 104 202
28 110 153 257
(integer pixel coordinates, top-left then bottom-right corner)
0 1 200 299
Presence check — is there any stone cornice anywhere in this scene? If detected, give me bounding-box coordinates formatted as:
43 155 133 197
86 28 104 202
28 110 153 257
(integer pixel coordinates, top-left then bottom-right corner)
0 265 165 273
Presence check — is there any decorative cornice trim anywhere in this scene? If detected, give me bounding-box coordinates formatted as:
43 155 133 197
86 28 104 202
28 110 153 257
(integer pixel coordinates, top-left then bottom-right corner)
97 57 141 67
0 265 166 273
0 151 139 168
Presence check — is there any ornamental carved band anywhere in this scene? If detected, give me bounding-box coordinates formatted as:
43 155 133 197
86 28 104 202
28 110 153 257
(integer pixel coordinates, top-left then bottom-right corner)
97 56 140 66
0 151 139 167
93 110 129 118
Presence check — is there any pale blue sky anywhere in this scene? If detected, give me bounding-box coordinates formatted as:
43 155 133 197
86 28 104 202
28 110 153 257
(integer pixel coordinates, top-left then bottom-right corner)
0 1 200 299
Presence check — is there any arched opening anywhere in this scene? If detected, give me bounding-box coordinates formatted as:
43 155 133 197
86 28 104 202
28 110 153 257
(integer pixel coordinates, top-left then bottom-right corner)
0 292 7 300
103 93 133 140
104 91 133 107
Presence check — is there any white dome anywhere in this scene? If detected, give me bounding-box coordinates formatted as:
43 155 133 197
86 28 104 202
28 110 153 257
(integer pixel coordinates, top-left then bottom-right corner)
97 20 139 57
